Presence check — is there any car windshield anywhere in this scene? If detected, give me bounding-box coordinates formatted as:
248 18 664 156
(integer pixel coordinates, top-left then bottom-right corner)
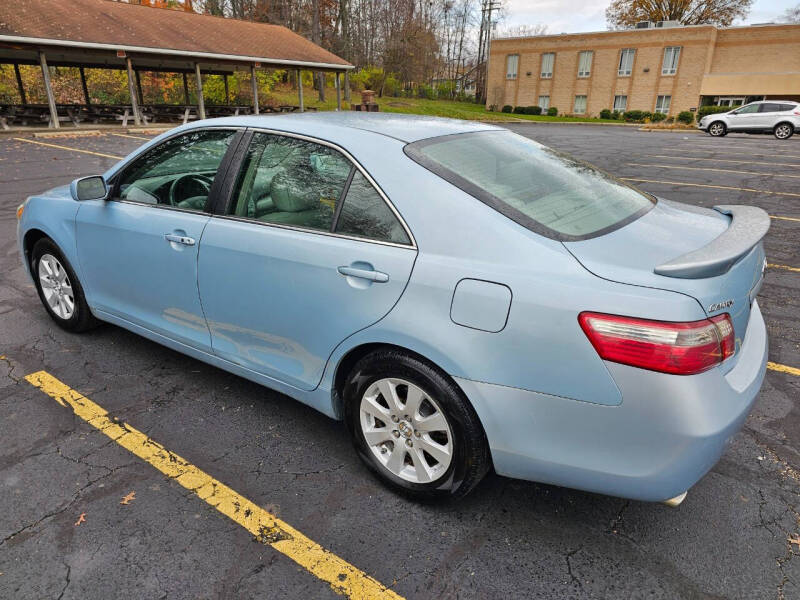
404 130 655 240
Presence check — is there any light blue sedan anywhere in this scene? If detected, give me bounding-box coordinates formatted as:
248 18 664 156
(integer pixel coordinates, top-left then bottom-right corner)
16 113 769 505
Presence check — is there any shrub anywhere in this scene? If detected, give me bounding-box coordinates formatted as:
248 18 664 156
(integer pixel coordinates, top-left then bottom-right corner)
417 84 434 99
650 112 667 122
529 105 542 115
501 105 513 113
599 108 612 119
547 106 558 116
696 105 738 119
611 110 621 120
677 111 694 124
513 106 526 114
622 109 645 122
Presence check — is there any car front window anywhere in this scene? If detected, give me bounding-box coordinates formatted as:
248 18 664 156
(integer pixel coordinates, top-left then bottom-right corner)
404 130 654 240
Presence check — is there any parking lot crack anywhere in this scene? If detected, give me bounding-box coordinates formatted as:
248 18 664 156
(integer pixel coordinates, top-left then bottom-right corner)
0 354 21 383
56 561 71 600
565 546 584 590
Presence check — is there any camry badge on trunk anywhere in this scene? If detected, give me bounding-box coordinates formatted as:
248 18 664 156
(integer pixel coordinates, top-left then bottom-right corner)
708 299 734 312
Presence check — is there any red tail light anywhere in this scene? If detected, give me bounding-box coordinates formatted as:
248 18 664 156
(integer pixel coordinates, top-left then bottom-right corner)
578 312 735 375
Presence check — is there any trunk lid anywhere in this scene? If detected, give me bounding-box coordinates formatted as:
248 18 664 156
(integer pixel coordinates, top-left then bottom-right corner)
563 199 768 356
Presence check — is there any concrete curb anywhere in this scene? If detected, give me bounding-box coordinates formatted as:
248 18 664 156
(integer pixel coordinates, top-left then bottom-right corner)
638 127 701 133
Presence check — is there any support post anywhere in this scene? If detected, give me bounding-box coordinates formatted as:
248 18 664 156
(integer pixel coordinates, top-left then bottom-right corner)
14 63 27 105
125 57 141 126
296 69 304 112
194 62 205 120
38 51 59 129
223 74 229 105
335 72 341 111
182 72 190 104
79 66 91 105
344 71 351 102
135 69 144 105
250 65 259 115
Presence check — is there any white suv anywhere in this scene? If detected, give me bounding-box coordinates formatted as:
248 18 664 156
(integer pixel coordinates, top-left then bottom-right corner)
697 100 800 139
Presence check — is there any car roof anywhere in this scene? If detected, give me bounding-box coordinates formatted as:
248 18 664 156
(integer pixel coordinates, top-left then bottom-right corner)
184 111 503 143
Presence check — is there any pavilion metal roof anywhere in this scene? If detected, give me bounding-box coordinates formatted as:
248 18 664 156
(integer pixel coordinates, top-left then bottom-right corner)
0 0 352 71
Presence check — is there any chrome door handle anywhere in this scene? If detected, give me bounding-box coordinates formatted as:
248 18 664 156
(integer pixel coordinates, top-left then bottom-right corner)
337 266 389 283
165 233 195 246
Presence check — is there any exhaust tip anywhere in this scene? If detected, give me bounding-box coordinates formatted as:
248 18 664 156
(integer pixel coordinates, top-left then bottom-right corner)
662 491 687 508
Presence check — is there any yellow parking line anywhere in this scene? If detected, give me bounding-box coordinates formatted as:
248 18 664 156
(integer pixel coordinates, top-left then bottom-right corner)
768 263 800 273
24 370 402 600
771 215 800 222
645 154 800 168
13 137 123 160
628 163 800 179
768 362 800 377
110 133 152 141
621 178 800 198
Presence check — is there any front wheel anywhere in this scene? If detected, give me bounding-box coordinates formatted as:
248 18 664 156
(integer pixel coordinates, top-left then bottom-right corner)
774 122 794 140
31 238 98 332
344 349 491 501
708 121 726 137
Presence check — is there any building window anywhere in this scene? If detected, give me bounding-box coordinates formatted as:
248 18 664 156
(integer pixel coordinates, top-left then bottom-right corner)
613 95 627 111
618 49 635 76
506 54 519 80
655 95 671 114
540 53 555 78
573 95 587 114
662 47 681 75
538 95 550 110
577 51 593 78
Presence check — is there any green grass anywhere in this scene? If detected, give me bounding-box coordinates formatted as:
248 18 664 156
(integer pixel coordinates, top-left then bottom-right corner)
265 85 627 124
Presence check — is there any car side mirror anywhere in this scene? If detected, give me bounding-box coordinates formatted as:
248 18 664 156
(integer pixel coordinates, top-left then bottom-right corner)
70 175 109 201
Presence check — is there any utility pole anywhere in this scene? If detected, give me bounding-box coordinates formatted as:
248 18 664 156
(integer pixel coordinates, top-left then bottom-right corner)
476 0 501 105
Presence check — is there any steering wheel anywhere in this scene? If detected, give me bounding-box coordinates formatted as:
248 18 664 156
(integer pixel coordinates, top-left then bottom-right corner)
168 174 213 206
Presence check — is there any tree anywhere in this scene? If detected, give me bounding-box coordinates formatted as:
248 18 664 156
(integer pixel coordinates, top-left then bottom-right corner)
605 0 754 29
496 23 548 38
782 4 800 23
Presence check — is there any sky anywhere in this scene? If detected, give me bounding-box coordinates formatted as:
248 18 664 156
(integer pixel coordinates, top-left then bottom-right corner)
501 0 797 34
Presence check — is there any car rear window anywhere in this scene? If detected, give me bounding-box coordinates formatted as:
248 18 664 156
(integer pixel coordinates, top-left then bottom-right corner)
404 130 654 241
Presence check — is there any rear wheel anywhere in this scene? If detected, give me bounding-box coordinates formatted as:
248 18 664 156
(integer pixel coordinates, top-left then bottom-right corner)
774 122 794 140
31 238 98 332
344 349 491 501
708 121 726 137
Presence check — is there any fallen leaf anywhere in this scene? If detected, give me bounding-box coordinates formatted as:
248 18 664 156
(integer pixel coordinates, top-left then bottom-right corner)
790 534 800 548
120 491 136 505
74 513 86 527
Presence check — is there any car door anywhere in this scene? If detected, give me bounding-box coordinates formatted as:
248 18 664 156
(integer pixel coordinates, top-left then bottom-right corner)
76 128 241 352
726 103 760 130
757 102 784 130
197 131 417 391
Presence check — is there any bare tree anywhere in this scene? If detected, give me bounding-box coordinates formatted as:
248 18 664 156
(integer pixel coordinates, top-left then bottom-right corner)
496 23 547 38
782 3 800 23
606 0 754 29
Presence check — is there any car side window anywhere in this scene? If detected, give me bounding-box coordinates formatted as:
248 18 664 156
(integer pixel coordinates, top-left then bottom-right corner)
758 103 781 113
733 104 759 114
336 171 410 244
229 132 352 232
116 129 236 211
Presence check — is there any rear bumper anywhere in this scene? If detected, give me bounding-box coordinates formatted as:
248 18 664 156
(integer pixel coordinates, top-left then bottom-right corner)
456 300 768 502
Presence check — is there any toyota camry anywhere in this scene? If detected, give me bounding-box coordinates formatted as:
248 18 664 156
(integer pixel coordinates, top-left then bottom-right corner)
16 113 769 505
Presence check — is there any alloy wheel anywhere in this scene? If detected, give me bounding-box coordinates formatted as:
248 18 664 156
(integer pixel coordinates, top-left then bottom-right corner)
709 122 724 136
775 124 792 139
359 377 453 484
38 253 75 320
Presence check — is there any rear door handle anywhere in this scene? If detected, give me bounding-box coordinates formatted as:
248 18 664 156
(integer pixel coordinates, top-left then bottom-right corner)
337 266 389 283
165 233 195 246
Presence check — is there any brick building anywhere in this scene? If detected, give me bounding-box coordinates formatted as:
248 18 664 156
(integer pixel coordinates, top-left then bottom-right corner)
487 22 800 117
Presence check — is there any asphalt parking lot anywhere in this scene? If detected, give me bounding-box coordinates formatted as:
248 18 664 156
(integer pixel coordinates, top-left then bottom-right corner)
1 123 799 600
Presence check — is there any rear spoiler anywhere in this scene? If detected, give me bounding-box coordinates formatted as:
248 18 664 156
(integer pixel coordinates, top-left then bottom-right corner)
654 205 770 279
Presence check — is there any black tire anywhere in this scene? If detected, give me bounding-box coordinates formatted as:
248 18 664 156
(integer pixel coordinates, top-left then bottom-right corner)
708 121 726 137
343 349 491 501
774 122 794 140
31 238 98 332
